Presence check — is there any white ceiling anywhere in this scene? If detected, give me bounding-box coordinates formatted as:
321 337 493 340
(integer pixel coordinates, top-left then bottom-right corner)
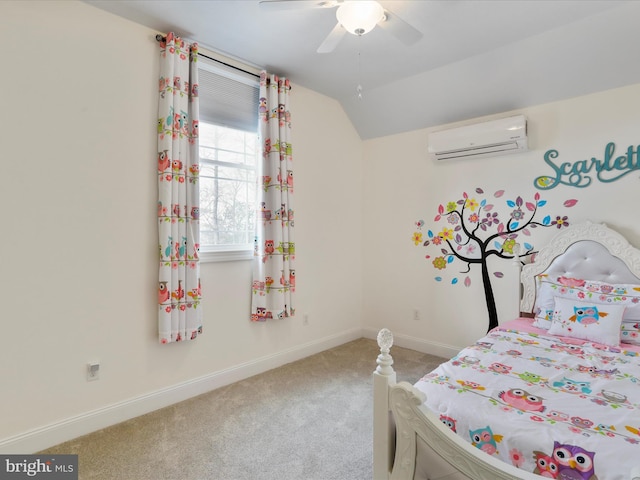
85 0 640 139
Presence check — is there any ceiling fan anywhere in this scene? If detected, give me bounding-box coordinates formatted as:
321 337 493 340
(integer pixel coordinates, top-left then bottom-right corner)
258 0 423 53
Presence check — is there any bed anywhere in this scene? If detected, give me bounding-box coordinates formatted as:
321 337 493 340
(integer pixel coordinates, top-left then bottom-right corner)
373 222 640 480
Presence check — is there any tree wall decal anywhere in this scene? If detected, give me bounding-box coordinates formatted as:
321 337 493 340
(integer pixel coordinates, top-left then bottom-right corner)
412 187 578 332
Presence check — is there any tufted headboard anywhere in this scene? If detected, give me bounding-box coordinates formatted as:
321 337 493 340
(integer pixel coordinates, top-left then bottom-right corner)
520 222 640 314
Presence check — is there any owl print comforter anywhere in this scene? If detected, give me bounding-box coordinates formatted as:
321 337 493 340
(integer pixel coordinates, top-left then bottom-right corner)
413 318 640 480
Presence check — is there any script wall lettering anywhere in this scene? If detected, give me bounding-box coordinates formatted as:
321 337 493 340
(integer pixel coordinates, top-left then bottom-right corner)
534 142 640 189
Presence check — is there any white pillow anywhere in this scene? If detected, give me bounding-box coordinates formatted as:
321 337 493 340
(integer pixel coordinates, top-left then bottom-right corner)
547 296 627 347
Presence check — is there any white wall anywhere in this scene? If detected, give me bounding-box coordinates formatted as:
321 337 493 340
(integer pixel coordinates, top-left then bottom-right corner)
362 83 640 355
0 0 363 451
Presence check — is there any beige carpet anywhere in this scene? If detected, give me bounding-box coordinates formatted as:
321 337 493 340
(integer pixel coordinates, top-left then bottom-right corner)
40 338 446 480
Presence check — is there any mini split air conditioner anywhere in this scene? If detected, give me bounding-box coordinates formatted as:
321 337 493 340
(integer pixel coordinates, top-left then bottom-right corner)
427 115 528 161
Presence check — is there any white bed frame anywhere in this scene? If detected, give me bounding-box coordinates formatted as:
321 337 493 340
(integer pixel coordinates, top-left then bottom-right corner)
373 222 640 480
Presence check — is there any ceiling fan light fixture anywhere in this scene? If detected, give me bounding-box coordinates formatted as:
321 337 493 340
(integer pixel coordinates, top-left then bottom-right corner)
336 1 385 36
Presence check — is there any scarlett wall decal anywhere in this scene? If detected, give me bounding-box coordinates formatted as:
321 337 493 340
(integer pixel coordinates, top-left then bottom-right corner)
412 187 578 332
534 142 640 190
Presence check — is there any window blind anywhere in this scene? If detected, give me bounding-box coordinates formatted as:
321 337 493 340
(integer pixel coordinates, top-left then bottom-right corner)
197 57 260 133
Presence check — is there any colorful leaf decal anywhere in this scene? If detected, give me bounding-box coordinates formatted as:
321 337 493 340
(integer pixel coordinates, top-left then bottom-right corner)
525 202 535 211
564 199 579 207
464 276 471 287
438 204 444 214
428 230 434 238
434 214 441 221
511 221 519 229
452 278 458 285
537 200 547 207
524 243 533 251
543 215 551 225
484 204 494 211
476 188 484 194
494 272 504 278
447 256 454 263
435 277 442 282
494 240 502 250
494 190 504 197
522 229 530 236
507 200 516 207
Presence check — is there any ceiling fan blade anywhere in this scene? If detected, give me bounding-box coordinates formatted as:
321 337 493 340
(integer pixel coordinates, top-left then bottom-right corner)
258 0 342 10
317 22 346 53
378 9 423 46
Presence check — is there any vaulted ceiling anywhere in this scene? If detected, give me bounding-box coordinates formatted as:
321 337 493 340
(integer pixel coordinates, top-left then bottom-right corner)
85 0 640 139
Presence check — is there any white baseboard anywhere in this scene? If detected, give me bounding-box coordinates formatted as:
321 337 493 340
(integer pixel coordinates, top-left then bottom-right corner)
362 327 460 359
0 327 363 454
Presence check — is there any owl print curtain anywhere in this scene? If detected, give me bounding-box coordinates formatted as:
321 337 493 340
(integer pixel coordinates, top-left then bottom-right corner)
251 72 295 321
157 33 202 343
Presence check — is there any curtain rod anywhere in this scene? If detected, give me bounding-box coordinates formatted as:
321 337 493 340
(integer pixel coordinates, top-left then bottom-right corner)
155 34 260 79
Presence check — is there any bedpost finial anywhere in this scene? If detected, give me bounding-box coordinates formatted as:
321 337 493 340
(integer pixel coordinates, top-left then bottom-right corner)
377 328 393 351
376 328 394 376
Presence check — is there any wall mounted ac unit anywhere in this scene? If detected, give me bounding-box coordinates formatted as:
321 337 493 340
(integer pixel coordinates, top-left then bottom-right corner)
428 115 528 161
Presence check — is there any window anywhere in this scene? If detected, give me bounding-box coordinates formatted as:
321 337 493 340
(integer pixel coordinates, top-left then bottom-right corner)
196 55 260 261
199 123 257 256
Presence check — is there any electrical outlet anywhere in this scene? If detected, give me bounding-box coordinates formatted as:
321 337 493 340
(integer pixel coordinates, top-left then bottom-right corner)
87 362 100 381
413 309 420 321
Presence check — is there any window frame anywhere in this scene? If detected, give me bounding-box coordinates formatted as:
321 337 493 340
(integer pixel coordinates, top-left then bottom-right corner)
195 52 261 263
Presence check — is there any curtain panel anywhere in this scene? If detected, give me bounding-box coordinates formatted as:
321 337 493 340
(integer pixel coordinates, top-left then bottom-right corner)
157 32 202 343
251 72 295 321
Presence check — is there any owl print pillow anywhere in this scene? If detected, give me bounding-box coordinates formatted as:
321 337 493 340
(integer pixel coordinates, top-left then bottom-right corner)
620 320 640 346
532 307 554 330
547 296 627 346
532 275 585 329
533 275 640 338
